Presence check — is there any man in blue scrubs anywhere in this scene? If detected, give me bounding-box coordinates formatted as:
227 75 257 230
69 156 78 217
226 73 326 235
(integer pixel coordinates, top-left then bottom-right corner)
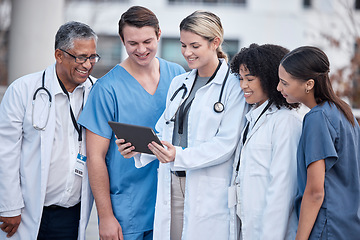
78 6 184 240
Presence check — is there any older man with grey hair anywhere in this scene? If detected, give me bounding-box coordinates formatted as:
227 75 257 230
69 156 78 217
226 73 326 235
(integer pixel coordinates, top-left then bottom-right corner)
0 21 99 240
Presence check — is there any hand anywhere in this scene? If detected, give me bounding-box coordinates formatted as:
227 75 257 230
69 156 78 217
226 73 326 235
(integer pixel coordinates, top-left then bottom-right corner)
99 215 124 240
148 141 176 163
115 138 139 158
0 215 21 238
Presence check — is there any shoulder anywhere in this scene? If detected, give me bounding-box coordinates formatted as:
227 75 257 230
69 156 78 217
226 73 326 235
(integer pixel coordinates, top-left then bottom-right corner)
93 65 123 87
9 70 44 91
304 102 337 128
270 107 302 126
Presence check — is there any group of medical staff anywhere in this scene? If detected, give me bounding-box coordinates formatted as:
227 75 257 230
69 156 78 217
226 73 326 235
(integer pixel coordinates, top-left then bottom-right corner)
0 5 360 240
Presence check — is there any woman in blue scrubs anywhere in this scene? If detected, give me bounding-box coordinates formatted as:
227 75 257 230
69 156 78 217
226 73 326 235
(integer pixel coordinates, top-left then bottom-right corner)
277 46 360 240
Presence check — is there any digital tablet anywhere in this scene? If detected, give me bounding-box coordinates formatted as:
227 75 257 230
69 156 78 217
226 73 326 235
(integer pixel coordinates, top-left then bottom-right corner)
108 121 163 155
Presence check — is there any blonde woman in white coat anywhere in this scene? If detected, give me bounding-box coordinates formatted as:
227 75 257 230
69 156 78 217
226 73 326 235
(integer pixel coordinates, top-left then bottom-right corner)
117 11 247 240
228 44 302 240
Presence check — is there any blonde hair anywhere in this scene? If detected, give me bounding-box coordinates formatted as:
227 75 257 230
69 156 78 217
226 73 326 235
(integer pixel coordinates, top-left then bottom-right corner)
180 10 228 62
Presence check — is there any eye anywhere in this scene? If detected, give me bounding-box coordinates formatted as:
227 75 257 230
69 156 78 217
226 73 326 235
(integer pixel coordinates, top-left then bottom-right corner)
77 56 87 62
281 80 288 86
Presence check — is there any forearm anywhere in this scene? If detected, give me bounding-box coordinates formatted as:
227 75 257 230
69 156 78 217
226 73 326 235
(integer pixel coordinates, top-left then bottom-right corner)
87 156 114 219
296 186 324 240
296 159 325 240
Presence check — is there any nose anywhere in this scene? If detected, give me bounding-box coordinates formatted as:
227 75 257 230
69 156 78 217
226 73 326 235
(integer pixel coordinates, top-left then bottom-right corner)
240 79 247 90
276 81 282 92
137 43 146 53
81 58 92 69
182 47 191 57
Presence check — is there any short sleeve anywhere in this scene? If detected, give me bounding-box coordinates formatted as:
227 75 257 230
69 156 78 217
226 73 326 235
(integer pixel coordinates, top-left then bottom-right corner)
302 110 338 168
78 82 115 139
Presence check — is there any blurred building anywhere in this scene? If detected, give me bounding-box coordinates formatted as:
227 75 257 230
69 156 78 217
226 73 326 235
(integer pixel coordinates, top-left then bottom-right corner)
1 0 360 108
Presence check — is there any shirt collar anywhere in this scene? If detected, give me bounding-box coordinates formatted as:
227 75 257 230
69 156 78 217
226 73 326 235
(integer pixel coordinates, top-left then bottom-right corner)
246 100 270 123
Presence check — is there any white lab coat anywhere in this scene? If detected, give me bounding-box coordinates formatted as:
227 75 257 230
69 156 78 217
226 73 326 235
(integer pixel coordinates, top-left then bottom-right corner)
229 102 302 240
0 64 94 240
135 59 248 240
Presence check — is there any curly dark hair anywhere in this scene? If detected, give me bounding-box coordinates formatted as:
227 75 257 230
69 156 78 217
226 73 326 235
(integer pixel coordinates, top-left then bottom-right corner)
230 43 299 110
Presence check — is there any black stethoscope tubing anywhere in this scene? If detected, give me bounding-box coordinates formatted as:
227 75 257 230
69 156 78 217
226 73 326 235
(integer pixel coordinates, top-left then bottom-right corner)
32 70 92 131
166 63 230 121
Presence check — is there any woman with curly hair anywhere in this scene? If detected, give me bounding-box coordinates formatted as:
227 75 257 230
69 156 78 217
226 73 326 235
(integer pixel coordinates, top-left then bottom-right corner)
229 43 302 239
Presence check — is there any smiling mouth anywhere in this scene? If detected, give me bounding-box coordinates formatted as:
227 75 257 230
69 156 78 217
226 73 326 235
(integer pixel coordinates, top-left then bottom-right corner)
187 57 197 62
76 69 88 75
136 53 150 58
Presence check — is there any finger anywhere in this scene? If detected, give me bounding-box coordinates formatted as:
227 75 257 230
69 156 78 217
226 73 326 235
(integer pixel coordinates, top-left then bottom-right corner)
7 224 19 237
115 138 125 145
118 228 124 240
124 151 139 159
116 141 131 151
161 141 173 148
148 144 165 162
0 222 8 231
4 225 12 234
119 144 135 155
149 143 171 163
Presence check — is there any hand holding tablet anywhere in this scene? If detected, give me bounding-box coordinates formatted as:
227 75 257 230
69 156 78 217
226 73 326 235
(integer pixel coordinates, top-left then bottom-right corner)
108 121 163 155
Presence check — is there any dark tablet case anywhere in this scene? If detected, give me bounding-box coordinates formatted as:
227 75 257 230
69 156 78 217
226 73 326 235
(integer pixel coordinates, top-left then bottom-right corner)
108 121 163 155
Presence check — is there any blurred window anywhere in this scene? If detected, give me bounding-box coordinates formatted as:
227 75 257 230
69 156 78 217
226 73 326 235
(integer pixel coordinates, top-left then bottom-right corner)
66 0 128 2
356 0 360 10
168 0 246 4
91 35 122 79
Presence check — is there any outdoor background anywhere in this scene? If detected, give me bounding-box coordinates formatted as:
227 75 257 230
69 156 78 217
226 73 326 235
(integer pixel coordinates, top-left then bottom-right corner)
0 0 359 239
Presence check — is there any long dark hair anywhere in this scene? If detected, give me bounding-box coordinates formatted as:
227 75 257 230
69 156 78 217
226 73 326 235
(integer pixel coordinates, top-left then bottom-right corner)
280 46 355 126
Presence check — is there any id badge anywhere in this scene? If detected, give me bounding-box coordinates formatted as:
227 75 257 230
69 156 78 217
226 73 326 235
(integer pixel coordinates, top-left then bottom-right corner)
74 153 86 177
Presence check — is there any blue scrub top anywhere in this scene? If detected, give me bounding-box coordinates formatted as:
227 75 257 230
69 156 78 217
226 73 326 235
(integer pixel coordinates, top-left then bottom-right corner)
78 58 184 234
295 101 360 239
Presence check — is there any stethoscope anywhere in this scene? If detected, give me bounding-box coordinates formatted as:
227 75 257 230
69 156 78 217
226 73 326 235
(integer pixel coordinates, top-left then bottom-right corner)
32 70 92 131
165 63 230 124
32 71 52 130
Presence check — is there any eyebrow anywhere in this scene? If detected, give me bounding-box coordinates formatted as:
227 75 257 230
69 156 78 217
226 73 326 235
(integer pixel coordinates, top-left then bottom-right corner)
180 41 200 45
127 38 153 44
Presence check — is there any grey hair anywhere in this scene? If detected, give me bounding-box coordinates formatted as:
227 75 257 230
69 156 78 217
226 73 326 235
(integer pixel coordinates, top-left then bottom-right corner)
55 21 98 50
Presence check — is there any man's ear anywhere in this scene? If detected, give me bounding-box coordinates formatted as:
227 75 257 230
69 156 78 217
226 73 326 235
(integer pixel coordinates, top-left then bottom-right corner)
54 49 63 63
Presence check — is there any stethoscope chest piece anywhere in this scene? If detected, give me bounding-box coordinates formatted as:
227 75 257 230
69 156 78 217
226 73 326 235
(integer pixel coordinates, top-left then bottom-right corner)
213 102 224 113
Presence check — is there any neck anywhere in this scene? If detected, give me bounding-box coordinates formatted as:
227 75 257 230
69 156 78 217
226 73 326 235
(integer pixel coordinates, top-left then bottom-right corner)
303 94 317 109
122 57 159 75
197 57 220 78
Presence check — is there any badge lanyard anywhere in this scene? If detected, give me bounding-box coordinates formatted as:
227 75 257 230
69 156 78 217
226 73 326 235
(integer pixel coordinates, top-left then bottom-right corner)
57 75 86 177
236 101 272 172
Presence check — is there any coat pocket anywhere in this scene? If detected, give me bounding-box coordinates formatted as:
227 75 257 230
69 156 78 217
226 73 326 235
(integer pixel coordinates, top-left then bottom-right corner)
195 176 228 220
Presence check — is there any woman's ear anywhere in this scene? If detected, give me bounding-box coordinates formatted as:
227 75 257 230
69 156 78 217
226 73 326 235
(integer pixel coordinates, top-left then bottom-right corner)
306 79 315 92
212 37 221 50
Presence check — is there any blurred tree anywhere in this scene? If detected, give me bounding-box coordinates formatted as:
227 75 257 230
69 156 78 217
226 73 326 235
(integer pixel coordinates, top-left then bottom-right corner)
315 0 360 110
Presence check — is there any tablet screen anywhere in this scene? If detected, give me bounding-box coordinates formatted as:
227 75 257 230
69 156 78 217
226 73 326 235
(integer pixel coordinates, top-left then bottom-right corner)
108 121 163 155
